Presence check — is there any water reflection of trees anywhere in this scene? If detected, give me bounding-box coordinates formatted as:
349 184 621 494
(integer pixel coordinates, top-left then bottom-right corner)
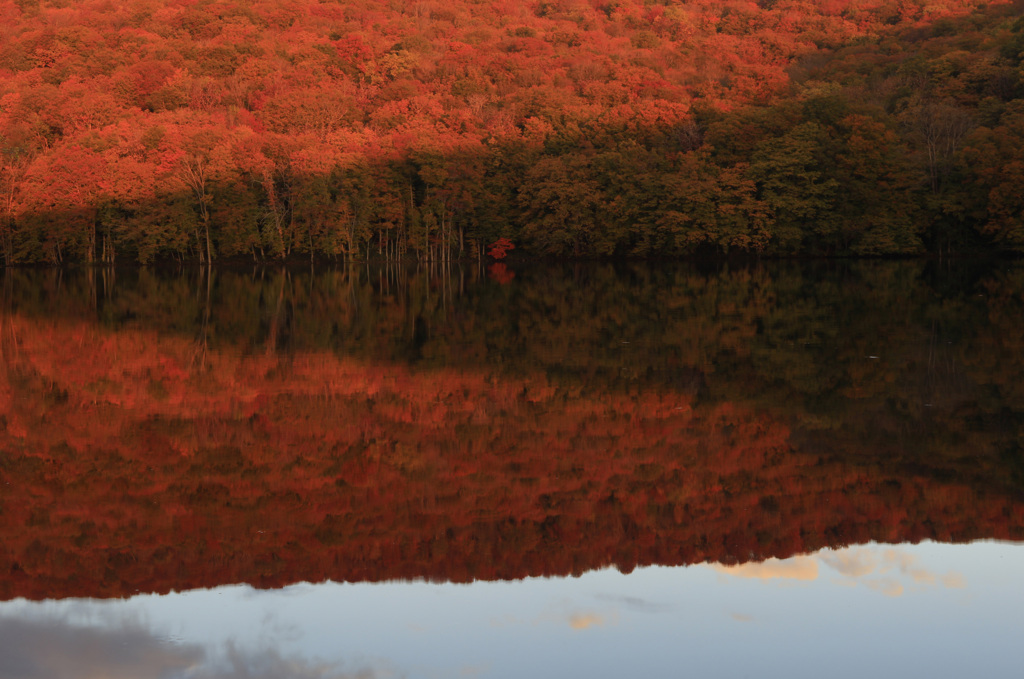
0 260 1022 599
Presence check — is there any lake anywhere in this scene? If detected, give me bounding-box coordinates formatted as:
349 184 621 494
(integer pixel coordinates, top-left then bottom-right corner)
0 259 1022 677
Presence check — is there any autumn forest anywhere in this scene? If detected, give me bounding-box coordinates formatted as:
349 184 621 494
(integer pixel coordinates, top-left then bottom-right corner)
2 0 1024 265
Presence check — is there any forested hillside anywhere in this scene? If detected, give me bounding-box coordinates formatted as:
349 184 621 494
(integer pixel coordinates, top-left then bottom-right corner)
1 0 1021 263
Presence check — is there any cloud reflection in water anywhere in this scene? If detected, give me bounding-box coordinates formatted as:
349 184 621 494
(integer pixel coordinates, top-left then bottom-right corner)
711 546 967 598
0 612 395 679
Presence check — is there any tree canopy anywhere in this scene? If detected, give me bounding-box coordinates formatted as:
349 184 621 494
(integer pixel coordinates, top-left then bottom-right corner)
1 0 1022 263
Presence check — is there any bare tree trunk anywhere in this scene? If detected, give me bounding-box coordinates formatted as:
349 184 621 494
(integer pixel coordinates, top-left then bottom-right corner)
179 155 214 264
1 158 28 266
260 170 287 259
915 101 973 194
203 215 212 265
194 226 205 264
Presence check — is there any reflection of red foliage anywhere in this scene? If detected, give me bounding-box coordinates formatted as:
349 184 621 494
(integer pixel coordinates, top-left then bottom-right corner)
0 314 1021 600
487 262 515 284
487 238 515 260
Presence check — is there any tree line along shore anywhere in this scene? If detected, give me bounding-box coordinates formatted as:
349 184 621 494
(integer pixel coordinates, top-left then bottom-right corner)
2 0 1023 264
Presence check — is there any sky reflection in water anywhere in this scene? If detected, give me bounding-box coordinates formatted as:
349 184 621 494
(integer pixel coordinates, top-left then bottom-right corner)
0 540 1020 679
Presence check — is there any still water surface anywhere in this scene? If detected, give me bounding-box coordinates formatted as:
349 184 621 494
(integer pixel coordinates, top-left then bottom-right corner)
0 260 1022 677
2 541 1022 678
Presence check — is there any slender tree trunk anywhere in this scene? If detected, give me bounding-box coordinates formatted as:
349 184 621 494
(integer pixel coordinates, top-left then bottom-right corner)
87 219 96 266
0 216 12 267
203 215 212 266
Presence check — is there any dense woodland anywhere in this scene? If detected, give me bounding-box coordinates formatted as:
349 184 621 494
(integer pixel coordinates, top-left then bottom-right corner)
2 262 1023 598
1 0 1024 264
